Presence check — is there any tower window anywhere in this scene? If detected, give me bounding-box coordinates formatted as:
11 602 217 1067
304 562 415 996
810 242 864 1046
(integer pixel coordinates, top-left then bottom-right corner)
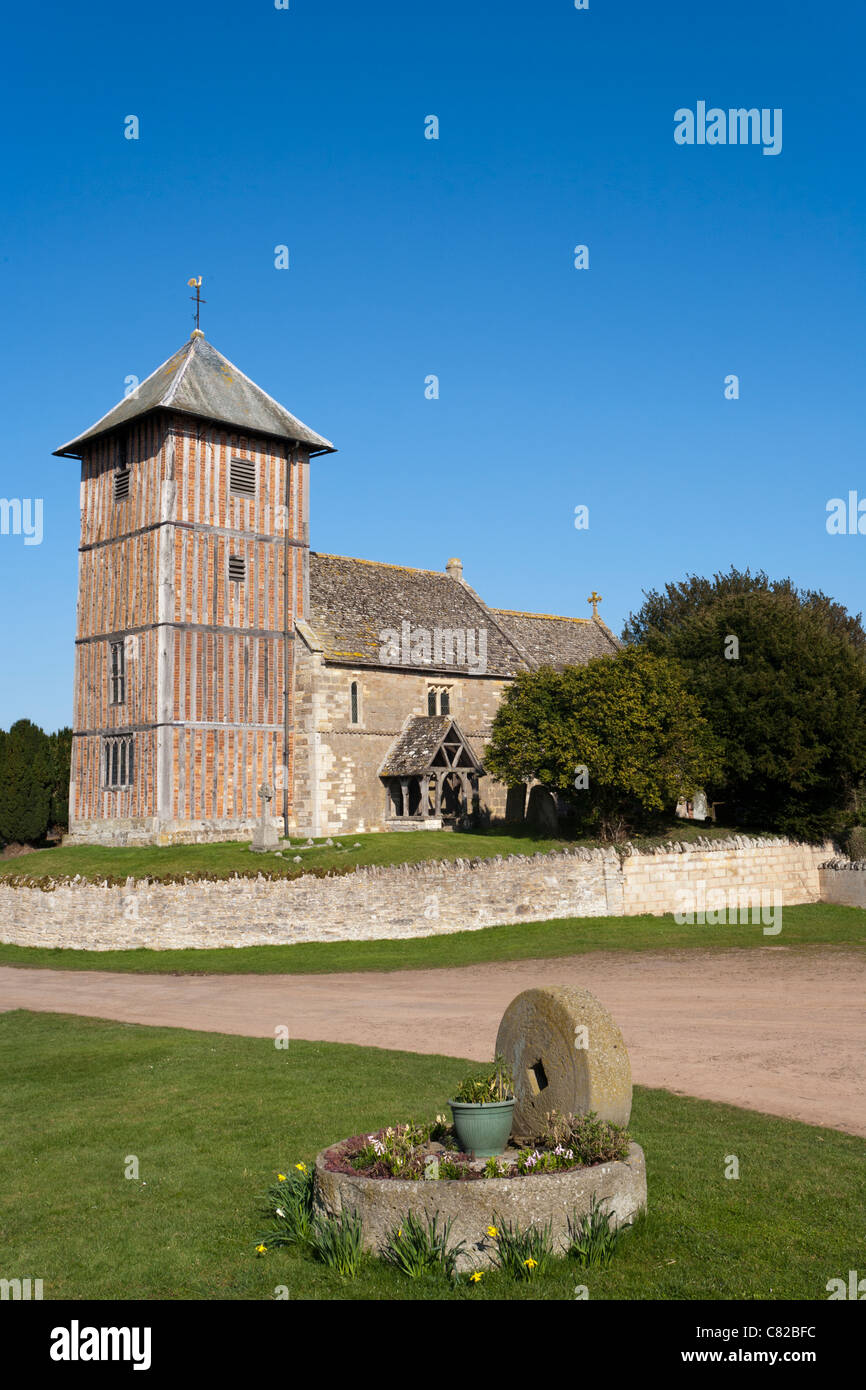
229 555 246 583
109 641 126 705
428 685 451 716
114 468 130 500
350 681 359 724
103 735 134 789
230 457 256 497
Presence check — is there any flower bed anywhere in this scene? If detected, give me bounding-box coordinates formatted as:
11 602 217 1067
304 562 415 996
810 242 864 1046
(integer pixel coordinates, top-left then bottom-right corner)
321 1110 631 1183
313 1139 647 1272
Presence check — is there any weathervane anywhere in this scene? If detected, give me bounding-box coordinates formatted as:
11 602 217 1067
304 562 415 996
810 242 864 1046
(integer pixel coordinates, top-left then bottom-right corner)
187 276 206 332
587 590 602 619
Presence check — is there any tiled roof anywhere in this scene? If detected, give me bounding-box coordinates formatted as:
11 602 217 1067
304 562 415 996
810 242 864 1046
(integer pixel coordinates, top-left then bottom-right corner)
54 334 335 458
306 552 620 674
307 552 530 676
492 609 620 665
379 716 483 776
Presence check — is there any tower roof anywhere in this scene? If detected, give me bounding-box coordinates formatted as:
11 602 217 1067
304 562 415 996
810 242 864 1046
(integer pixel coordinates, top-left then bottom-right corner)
53 333 336 458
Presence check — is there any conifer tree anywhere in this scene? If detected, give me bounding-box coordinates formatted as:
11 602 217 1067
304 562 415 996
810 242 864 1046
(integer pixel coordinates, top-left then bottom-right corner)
0 719 52 845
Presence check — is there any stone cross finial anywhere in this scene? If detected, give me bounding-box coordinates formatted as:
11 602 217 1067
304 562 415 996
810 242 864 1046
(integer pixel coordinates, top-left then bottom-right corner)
258 783 273 805
587 590 602 619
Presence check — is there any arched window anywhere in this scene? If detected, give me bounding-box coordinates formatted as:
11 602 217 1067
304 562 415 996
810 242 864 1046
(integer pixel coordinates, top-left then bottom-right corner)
427 685 451 715
350 681 359 724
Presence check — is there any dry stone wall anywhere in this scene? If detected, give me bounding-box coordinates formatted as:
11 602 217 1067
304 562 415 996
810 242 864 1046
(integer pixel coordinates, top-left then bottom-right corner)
818 860 866 909
0 836 833 951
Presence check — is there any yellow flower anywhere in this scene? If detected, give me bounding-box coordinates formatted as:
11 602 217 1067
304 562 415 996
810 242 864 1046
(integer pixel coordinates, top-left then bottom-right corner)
524 1257 538 1270
487 1225 499 1239
469 1271 483 1283
255 1244 267 1255
294 1163 307 1173
277 1173 287 1182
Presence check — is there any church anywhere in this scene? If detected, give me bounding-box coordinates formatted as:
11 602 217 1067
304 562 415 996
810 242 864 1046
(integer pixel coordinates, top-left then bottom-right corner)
56 329 619 844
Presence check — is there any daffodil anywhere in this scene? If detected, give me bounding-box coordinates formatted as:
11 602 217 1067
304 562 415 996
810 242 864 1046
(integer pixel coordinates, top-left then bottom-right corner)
469 1271 483 1283
294 1162 307 1173
487 1225 499 1239
524 1257 537 1270
275 1208 285 1218
255 1244 267 1255
277 1173 287 1182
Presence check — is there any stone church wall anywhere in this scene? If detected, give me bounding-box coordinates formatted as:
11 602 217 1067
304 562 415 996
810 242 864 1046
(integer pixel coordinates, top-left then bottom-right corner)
291 638 512 836
0 837 833 950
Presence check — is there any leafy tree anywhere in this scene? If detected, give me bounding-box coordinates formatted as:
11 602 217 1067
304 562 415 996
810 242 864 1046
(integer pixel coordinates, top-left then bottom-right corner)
0 719 52 846
47 726 73 832
623 567 866 839
484 648 722 841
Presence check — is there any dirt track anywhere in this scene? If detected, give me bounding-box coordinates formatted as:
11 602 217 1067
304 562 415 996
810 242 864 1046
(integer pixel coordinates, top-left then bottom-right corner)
2 948 864 1136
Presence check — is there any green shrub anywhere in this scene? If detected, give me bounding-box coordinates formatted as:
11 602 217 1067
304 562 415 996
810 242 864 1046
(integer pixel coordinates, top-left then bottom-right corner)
566 1196 624 1268
452 1055 514 1104
845 825 866 862
349 1122 431 1178
483 1156 511 1178
256 1164 315 1248
380 1211 466 1279
489 1217 554 1279
308 1208 365 1278
537 1110 631 1165
437 1156 465 1180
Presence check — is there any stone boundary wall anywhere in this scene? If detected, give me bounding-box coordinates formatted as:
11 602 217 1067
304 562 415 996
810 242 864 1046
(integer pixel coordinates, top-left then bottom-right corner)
0 836 833 951
818 859 866 909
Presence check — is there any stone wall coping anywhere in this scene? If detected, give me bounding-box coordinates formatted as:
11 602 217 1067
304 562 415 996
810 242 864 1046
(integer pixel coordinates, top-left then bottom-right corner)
0 833 831 894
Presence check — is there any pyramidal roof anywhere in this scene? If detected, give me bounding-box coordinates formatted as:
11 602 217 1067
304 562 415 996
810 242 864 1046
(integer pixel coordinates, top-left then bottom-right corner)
54 332 336 458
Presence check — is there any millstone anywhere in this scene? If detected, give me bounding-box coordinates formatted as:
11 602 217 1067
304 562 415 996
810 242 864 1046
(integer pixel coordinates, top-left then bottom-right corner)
495 985 632 1143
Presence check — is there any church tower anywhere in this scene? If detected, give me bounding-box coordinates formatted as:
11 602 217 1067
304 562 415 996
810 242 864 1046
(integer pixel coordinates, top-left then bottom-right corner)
55 330 335 845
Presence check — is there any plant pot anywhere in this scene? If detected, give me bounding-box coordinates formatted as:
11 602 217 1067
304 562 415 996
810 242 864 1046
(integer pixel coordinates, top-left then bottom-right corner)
448 1099 516 1158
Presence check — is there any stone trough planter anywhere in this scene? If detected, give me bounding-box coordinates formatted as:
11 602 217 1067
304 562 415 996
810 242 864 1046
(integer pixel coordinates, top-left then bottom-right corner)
314 1141 647 1272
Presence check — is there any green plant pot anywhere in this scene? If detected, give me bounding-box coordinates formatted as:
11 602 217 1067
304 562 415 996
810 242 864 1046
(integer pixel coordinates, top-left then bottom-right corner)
448 1099 516 1158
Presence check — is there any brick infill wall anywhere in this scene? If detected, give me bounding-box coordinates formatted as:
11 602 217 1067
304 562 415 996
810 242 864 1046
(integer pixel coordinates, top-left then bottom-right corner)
0 836 833 950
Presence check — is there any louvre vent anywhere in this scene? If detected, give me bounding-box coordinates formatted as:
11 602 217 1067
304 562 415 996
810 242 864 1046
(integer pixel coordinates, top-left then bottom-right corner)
229 555 246 583
230 457 256 496
114 468 131 501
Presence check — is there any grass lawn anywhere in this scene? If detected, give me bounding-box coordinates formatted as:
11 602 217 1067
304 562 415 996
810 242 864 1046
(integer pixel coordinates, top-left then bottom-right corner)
0 821 779 887
0 902 863 975
0 1010 861 1300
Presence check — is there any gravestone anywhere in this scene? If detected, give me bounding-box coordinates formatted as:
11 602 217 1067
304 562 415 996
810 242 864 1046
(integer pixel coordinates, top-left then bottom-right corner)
504 783 527 823
250 783 280 853
676 789 709 820
525 785 558 833
495 985 632 1144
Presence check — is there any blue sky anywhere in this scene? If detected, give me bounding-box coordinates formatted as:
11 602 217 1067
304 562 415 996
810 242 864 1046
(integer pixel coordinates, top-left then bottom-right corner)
1 0 863 730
